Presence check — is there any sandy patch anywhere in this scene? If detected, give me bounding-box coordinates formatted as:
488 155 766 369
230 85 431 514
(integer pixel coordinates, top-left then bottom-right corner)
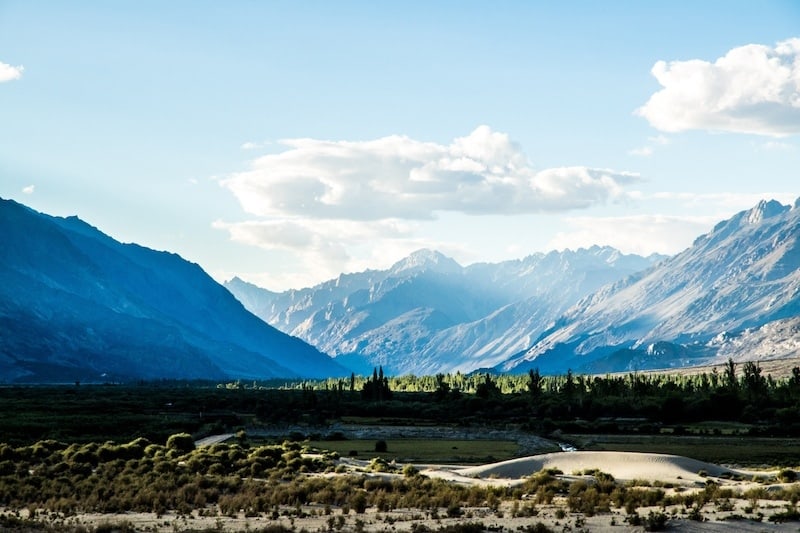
431 450 765 486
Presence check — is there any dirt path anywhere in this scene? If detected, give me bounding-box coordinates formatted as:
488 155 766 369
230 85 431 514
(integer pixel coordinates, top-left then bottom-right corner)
194 433 233 447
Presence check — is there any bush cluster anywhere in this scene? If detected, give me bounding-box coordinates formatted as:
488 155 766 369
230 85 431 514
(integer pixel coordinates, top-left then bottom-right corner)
0 437 332 515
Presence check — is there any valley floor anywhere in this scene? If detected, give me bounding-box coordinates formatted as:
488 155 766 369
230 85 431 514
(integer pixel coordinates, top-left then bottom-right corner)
4 451 799 532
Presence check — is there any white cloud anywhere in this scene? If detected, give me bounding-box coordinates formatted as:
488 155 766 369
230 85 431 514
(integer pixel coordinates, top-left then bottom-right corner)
629 135 670 157
217 127 643 288
240 140 273 150
221 126 639 221
549 191 800 257
645 191 799 210
629 146 653 157
637 38 800 137
0 61 23 82
213 217 467 287
548 214 720 256
213 218 417 280
21 184 34 194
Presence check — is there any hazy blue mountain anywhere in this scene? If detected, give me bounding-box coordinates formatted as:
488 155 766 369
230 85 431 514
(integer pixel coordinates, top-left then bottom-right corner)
226 247 661 374
497 198 800 374
0 198 347 382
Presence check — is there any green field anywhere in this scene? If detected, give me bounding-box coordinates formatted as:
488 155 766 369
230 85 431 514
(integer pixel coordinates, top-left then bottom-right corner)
308 438 519 464
572 433 800 467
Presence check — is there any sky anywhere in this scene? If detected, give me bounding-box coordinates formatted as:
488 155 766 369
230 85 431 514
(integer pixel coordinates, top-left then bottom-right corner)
1 1 799 291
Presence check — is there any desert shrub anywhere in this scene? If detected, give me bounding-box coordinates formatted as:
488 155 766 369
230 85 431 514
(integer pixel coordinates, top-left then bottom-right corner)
643 510 668 531
403 464 420 477
166 433 195 454
446 503 462 517
368 457 393 472
769 504 800 523
518 524 554 533
349 491 368 513
687 505 705 521
778 469 798 483
626 512 642 526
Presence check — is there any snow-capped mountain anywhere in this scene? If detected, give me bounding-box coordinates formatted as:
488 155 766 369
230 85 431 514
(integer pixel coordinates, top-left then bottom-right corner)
225 247 661 374
497 198 800 374
0 199 347 382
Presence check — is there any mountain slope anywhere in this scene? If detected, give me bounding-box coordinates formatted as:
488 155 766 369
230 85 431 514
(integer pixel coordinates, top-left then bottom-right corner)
0 199 347 382
497 198 800 374
226 247 660 374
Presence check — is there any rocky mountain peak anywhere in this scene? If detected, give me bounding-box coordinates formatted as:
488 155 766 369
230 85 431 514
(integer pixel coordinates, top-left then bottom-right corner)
389 249 463 276
745 199 788 224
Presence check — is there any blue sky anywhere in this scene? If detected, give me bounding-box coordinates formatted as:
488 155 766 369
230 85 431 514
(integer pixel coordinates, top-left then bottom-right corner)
1 1 799 290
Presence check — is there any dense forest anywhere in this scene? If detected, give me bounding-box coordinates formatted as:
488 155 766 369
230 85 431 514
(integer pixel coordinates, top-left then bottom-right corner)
3 360 800 447
243 360 800 431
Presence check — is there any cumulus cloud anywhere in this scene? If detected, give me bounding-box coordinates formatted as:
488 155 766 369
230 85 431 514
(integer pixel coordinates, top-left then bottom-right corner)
637 38 800 137
213 217 462 286
0 61 23 82
548 214 720 256
220 126 639 221
213 218 417 279
21 185 34 194
217 127 642 288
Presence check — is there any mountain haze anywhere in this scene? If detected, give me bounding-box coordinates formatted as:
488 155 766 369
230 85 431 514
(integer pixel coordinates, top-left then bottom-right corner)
226 247 661 374
0 199 347 383
497 198 800 374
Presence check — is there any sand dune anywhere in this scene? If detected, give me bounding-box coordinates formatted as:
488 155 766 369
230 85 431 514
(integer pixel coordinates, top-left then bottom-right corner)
425 451 763 486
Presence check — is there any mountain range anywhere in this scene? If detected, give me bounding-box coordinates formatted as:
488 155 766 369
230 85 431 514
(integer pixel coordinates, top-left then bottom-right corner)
0 198 347 383
4 195 799 382
228 198 800 377
497 198 800 374
225 247 663 375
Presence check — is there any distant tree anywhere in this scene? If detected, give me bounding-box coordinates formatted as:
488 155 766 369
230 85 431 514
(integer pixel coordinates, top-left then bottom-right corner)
562 369 575 399
724 359 738 393
433 373 450 401
361 366 392 402
742 361 766 404
528 368 542 399
475 373 500 399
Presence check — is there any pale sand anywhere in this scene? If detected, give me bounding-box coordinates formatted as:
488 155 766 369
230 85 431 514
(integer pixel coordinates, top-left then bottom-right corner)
423 450 771 486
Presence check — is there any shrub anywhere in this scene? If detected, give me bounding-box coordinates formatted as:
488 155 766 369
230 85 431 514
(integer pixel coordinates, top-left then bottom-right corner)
446 504 462 517
350 491 368 514
403 464 420 477
644 510 668 531
375 440 388 453
166 433 195 454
